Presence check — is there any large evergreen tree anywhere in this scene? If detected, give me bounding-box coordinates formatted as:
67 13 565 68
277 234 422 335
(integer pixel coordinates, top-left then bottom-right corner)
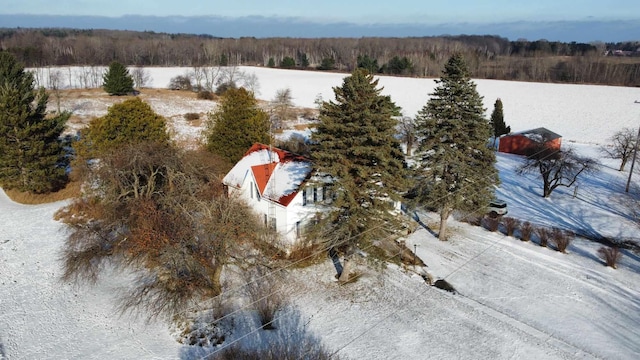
310 69 410 271
490 98 510 147
414 53 498 240
103 61 134 96
0 52 69 193
205 87 271 164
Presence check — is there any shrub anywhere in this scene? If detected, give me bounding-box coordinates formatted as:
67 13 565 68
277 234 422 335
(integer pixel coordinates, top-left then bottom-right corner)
168 75 192 91
501 217 520 237
551 227 572 253
519 221 533 241
286 241 325 267
280 56 296 68
211 311 338 360
536 227 550 247
459 213 482 226
275 133 310 157
184 112 200 121
215 81 237 96
244 266 287 330
598 246 621 268
317 57 336 71
483 216 499 232
197 90 215 100
76 97 169 159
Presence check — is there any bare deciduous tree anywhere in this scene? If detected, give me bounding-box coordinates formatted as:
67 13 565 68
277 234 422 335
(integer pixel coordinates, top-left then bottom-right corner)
270 88 294 129
56 143 265 320
241 72 260 95
243 265 288 330
398 116 416 156
130 66 151 89
517 146 599 198
191 66 223 92
47 68 64 112
601 127 638 171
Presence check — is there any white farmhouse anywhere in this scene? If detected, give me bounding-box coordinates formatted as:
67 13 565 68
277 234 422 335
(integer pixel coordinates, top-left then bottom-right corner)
222 143 329 248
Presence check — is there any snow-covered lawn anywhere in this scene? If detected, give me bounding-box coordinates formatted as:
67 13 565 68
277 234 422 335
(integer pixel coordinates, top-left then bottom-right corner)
2 67 639 359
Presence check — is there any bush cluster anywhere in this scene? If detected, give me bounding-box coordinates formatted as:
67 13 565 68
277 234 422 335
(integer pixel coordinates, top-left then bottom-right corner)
197 90 215 100
536 228 550 247
464 214 626 269
184 112 200 121
473 216 578 253
502 217 520 237
551 228 572 253
482 216 500 232
520 221 533 242
598 246 621 268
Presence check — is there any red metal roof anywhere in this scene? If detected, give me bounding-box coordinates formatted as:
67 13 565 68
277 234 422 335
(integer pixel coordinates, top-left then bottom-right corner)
224 143 313 207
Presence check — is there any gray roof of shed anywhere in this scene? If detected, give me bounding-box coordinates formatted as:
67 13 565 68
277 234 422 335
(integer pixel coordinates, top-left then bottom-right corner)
511 127 562 143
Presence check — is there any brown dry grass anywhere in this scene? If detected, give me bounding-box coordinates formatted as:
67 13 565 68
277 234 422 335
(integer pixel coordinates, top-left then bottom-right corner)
61 88 207 103
4 180 82 204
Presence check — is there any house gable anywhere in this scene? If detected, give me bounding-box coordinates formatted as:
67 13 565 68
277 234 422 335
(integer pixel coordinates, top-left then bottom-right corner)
223 143 313 207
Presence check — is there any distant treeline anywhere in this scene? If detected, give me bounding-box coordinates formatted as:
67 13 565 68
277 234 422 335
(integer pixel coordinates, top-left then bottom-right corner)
1 28 639 86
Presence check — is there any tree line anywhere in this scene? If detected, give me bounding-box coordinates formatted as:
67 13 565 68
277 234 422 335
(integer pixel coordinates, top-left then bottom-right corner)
1 28 639 86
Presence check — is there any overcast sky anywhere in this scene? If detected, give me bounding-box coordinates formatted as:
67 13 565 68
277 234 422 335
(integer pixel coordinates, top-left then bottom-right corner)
3 1 639 42
5 0 639 23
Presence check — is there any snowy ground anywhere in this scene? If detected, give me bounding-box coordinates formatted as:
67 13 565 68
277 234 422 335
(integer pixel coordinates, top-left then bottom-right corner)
1 68 639 359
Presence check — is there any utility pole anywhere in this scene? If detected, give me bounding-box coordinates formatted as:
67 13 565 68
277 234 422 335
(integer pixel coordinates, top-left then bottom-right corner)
625 125 640 193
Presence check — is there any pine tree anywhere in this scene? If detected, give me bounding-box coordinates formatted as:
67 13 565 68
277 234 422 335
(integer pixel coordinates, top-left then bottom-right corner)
310 69 410 258
357 54 380 74
0 52 69 193
102 61 134 96
414 53 498 240
490 98 510 147
205 87 271 164
77 97 169 159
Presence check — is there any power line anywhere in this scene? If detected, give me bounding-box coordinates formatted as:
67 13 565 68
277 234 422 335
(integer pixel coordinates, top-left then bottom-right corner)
177 142 566 322
195 150 518 357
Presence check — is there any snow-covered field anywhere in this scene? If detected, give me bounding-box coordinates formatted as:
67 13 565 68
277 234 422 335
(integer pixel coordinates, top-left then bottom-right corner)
1 67 639 359
31 65 640 145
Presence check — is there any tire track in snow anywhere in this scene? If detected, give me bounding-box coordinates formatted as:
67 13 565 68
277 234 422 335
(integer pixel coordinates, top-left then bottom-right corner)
450 292 600 359
447 231 637 359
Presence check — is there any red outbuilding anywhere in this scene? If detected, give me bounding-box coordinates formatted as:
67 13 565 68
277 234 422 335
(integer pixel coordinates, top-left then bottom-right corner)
498 127 562 156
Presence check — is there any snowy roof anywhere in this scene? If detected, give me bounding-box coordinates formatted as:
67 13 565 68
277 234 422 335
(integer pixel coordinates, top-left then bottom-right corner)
222 143 313 206
512 127 562 143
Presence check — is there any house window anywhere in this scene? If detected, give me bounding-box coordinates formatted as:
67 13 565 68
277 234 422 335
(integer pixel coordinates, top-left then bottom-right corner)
302 189 307 206
296 221 301 238
268 217 276 230
313 188 318 202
